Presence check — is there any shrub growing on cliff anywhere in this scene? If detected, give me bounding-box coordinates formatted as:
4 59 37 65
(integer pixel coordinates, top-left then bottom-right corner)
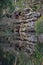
35 16 43 33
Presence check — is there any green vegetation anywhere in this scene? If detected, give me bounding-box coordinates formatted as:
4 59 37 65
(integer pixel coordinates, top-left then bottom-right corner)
0 48 15 65
16 47 42 65
35 16 43 33
16 0 25 11
0 0 14 9
31 2 41 11
35 16 43 56
0 48 42 65
38 43 43 55
0 0 15 17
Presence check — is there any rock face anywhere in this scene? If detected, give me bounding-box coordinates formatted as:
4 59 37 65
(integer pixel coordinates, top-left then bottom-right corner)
0 8 41 55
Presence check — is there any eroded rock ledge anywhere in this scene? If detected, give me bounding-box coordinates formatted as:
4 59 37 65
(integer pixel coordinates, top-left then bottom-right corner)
0 8 41 55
